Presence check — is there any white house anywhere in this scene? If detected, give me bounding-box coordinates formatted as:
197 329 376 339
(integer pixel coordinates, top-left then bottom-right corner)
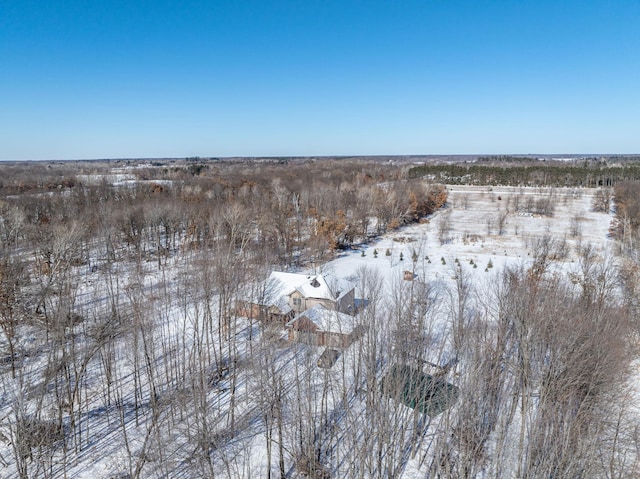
236 271 355 323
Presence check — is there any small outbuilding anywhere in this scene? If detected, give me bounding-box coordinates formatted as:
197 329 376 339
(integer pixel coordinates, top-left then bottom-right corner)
317 348 341 369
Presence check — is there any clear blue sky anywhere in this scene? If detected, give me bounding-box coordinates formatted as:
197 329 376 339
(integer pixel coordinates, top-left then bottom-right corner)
1 1 639 159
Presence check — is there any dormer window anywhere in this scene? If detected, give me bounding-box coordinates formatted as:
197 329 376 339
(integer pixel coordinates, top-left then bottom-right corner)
310 278 320 288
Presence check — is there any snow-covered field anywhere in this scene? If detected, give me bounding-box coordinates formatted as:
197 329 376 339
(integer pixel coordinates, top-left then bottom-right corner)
327 185 613 292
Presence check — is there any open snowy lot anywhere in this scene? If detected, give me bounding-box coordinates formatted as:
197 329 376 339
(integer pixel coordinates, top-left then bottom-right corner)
327 185 613 291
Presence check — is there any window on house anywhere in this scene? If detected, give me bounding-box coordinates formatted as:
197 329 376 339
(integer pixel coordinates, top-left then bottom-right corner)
293 298 302 307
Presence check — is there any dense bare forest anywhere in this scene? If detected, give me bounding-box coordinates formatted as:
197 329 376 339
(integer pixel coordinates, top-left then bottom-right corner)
409 158 640 187
0 158 639 478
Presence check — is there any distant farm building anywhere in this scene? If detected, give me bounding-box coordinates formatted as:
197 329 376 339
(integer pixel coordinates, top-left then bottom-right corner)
403 270 416 281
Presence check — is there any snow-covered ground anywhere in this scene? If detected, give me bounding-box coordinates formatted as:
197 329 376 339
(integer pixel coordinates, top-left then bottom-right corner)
0 186 619 478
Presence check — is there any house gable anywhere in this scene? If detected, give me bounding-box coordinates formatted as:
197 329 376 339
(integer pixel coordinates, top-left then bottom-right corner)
285 304 362 349
289 315 319 332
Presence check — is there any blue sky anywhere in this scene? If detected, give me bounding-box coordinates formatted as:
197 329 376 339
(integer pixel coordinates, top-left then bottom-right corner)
1 1 639 159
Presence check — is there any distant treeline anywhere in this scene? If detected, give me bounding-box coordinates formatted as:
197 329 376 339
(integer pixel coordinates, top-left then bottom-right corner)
408 162 640 187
